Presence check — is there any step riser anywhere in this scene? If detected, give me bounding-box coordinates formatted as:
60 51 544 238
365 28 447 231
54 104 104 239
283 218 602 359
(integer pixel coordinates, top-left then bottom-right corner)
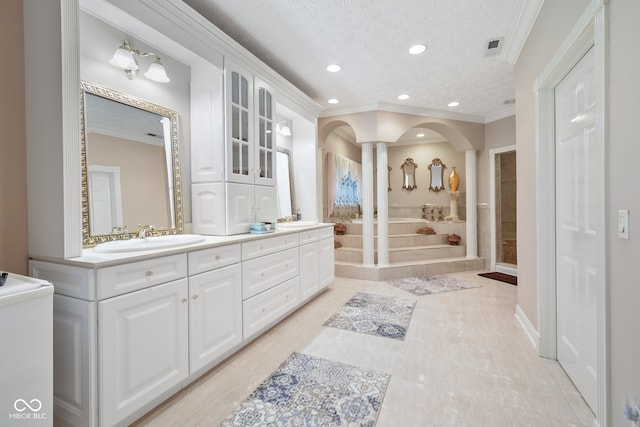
334 246 466 263
336 234 449 248
334 258 486 281
345 221 465 237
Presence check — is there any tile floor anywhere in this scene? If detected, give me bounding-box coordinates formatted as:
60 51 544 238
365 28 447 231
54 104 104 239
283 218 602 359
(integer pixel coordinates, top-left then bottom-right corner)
133 271 595 427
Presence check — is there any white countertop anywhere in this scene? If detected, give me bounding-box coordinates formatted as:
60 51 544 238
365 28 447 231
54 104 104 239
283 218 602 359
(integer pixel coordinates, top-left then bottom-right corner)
29 223 334 268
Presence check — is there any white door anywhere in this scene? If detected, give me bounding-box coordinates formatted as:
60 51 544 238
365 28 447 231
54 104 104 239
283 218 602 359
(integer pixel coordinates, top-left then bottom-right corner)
189 264 242 373
88 165 123 234
555 46 598 412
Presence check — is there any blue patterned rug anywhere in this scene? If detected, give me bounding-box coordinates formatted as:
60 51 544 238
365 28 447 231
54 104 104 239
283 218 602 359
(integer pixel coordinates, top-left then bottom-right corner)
387 274 481 296
220 352 390 426
323 292 415 341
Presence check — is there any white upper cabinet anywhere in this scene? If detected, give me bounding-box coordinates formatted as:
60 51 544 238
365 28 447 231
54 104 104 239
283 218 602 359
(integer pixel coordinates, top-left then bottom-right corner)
254 78 276 186
224 59 276 186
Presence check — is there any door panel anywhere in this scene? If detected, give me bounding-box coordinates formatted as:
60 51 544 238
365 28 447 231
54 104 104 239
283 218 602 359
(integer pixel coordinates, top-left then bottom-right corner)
555 46 597 412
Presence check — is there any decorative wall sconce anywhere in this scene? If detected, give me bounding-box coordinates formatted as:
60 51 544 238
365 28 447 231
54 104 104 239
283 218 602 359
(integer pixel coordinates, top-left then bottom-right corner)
276 120 292 136
109 40 170 83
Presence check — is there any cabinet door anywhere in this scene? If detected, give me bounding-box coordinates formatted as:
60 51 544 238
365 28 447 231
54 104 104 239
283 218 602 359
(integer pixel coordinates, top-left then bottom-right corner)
226 182 254 235
299 241 319 301
318 237 335 289
254 78 276 187
225 60 254 184
254 185 278 224
99 279 188 427
189 264 242 373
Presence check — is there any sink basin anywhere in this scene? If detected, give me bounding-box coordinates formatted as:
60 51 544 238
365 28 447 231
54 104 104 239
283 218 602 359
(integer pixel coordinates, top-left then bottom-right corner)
93 234 206 253
276 221 318 229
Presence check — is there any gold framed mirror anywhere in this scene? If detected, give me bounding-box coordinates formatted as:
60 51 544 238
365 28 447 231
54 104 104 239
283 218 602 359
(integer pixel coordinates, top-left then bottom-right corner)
401 158 418 191
81 81 183 247
428 157 446 192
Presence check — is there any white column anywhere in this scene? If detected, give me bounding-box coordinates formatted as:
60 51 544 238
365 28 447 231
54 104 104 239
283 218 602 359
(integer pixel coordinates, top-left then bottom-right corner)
376 143 389 266
465 149 478 258
361 143 375 266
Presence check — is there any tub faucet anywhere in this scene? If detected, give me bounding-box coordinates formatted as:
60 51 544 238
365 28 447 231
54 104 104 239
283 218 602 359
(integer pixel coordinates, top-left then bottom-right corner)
135 224 156 239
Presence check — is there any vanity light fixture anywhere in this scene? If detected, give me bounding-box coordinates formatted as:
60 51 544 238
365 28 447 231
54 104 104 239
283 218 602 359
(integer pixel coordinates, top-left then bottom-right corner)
398 93 411 100
409 44 427 55
328 98 340 104
276 120 292 136
448 101 460 107
109 40 170 83
326 64 342 72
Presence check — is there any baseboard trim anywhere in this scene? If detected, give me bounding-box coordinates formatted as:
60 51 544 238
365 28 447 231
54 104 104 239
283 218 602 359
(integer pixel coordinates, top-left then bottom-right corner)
496 263 518 276
515 304 539 350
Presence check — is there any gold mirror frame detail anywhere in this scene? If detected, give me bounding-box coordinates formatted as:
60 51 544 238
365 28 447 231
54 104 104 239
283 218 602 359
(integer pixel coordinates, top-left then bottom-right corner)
401 158 418 191
387 166 392 192
428 157 446 192
81 81 184 247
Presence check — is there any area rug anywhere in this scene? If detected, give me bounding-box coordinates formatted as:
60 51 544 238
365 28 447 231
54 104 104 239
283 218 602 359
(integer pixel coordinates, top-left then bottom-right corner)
323 292 415 341
478 271 518 286
220 352 390 426
387 274 481 296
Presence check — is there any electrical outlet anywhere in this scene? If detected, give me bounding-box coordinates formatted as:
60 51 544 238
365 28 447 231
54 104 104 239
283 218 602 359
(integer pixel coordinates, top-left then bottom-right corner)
624 396 640 426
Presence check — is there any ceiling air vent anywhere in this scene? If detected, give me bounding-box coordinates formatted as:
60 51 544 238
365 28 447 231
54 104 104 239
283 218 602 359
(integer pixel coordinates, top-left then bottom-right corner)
485 37 504 57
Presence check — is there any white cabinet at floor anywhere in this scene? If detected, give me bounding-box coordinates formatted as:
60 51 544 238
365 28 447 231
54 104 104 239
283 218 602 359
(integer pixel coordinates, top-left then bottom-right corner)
189 263 242 374
99 279 189 427
318 235 335 289
299 241 319 302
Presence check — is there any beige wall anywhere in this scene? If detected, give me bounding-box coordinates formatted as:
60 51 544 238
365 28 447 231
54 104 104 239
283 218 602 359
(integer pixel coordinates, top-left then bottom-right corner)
87 133 171 230
608 1 640 423
514 0 590 328
518 1 640 424
0 0 28 274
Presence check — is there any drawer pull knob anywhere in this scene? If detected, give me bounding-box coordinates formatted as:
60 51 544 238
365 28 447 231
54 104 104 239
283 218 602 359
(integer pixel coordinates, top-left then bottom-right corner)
192 295 199 300
181 298 188 304
215 255 221 261
145 271 153 279
262 308 266 313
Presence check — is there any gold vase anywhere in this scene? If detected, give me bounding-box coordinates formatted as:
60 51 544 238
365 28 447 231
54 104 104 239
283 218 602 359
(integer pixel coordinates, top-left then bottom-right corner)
449 167 460 191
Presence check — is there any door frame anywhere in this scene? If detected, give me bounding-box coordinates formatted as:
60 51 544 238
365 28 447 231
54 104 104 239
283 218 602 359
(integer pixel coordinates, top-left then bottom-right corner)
535 1 607 424
489 145 517 273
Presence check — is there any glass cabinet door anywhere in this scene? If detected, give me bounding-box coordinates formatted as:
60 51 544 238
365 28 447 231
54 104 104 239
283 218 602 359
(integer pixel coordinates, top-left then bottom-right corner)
255 85 275 185
230 71 251 179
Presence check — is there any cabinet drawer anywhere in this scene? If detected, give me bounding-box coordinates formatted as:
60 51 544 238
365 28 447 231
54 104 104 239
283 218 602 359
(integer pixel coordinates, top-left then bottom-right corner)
298 229 319 245
97 254 187 299
317 226 334 240
243 277 300 340
242 233 298 260
242 248 299 300
188 243 241 275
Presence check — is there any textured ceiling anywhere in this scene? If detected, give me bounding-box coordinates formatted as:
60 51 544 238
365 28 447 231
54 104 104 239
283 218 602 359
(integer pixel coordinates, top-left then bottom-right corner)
183 0 529 122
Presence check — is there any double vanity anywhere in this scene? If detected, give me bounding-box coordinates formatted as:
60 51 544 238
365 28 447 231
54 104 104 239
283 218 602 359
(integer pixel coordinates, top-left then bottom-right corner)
30 224 334 427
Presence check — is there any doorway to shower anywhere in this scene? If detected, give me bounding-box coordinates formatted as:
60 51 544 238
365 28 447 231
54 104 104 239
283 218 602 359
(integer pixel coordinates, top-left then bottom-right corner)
490 146 517 275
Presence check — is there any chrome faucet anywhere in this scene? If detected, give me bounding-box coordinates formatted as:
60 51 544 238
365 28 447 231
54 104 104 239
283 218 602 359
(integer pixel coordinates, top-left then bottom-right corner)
135 224 156 239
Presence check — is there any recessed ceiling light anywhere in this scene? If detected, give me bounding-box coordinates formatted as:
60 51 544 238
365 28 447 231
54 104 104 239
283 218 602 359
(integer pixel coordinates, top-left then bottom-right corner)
416 133 425 137
448 101 460 107
328 98 339 104
326 64 341 73
398 93 410 100
409 44 426 55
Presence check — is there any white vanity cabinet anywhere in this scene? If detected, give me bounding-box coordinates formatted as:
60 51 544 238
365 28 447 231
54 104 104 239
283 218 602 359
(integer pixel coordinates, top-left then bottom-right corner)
99 278 189 427
299 228 335 302
29 225 334 426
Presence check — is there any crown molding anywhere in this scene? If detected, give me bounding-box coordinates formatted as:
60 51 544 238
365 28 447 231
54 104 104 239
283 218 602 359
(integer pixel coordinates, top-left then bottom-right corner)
319 101 486 124
484 108 516 124
503 0 545 64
